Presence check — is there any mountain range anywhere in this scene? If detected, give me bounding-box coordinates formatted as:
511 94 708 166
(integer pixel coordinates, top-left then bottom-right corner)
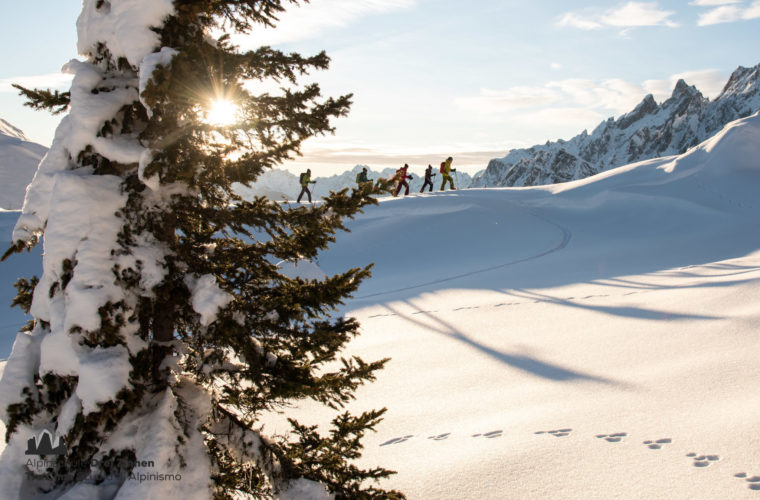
471 63 760 188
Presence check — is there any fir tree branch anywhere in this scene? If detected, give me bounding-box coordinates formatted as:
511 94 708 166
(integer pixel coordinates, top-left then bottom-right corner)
12 84 70 115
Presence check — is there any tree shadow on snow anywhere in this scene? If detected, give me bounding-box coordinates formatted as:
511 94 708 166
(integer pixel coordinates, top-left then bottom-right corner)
384 303 620 386
501 288 722 322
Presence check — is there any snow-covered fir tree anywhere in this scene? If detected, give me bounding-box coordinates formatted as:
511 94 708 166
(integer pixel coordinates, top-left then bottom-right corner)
0 1 401 498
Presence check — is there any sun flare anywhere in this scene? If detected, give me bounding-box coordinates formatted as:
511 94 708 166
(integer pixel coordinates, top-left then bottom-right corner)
206 98 238 126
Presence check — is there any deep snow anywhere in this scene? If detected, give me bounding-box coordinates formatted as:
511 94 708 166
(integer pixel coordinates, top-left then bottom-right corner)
2 106 760 497
267 111 760 499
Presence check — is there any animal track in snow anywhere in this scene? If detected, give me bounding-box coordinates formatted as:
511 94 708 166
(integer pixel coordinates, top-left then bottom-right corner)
596 432 627 443
643 438 672 450
380 435 414 446
734 473 760 491
472 430 503 439
535 428 572 438
427 433 451 441
686 452 720 467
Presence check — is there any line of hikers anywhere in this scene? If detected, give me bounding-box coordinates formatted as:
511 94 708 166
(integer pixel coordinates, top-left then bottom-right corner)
389 156 457 197
296 157 457 202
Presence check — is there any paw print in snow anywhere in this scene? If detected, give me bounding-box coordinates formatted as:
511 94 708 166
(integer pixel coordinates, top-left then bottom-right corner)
643 438 672 450
596 432 627 443
472 430 503 439
686 452 720 467
427 433 450 441
734 473 760 491
535 428 572 438
380 435 413 446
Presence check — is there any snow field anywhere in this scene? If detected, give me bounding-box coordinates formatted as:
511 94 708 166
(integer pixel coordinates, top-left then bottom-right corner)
259 112 760 498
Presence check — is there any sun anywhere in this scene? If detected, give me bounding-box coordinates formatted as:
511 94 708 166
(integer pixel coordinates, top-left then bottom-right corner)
205 98 238 126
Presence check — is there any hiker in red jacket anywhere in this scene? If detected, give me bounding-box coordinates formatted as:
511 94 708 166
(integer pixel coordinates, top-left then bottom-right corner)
393 164 413 197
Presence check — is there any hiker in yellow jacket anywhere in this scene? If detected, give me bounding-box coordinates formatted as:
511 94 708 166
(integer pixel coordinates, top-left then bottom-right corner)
440 156 456 191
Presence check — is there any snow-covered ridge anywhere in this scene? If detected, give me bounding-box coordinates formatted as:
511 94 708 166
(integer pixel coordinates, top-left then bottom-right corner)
0 120 47 210
0 119 28 142
472 63 760 188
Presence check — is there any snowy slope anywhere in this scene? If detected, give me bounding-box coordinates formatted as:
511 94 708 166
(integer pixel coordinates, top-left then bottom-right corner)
472 63 760 188
257 111 760 499
0 119 47 210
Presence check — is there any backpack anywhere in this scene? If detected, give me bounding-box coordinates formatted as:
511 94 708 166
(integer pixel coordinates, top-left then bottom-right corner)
356 172 362 183
440 161 446 174
299 172 306 184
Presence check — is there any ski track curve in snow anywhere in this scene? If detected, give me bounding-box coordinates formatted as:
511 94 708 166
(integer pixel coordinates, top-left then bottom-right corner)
355 202 572 300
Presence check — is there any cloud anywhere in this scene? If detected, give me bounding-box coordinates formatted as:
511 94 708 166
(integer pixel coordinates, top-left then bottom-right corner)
689 0 740 5
547 78 645 113
557 13 603 30
457 78 647 117
0 73 73 93
230 0 417 48
600 2 679 26
456 68 728 123
557 2 679 31
521 107 608 129
696 4 743 24
453 87 561 113
694 0 760 25
742 0 760 18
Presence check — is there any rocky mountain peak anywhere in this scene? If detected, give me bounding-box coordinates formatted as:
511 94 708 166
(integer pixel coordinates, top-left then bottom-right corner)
671 79 698 99
618 94 658 130
718 63 760 98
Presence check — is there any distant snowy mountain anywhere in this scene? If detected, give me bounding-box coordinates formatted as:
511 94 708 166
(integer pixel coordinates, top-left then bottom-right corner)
472 63 760 188
0 119 47 210
234 164 473 201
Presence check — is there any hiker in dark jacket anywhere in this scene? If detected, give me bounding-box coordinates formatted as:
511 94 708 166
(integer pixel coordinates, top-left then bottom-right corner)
393 164 413 197
420 164 436 192
356 167 373 188
297 169 316 203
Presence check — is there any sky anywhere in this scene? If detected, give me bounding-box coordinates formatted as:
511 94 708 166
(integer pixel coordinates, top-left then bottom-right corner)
1 0 760 176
